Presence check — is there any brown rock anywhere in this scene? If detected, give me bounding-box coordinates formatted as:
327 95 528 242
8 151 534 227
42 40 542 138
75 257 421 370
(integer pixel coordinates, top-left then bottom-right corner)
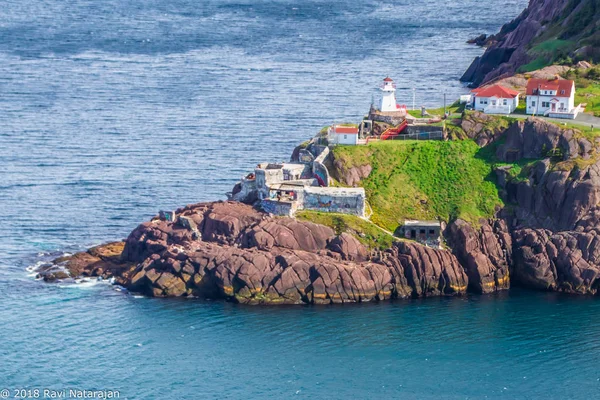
327 233 368 262
446 219 511 293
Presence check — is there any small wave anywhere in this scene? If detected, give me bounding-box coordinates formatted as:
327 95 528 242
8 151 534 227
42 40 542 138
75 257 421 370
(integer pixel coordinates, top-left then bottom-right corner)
57 277 113 289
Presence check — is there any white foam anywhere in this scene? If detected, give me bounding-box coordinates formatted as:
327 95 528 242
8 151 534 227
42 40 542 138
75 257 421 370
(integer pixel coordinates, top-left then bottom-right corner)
58 277 111 289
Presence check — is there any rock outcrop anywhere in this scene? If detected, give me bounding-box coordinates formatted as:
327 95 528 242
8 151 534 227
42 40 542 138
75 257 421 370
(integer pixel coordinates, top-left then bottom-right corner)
461 0 600 86
459 111 511 146
330 158 372 187
446 219 512 294
38 242 131 282
495 118 592 162
50 201 471 304
498 157 600 231
512 228 600 294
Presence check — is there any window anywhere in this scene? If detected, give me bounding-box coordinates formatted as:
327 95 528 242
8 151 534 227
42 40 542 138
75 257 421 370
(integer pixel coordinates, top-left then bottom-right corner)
491 100 497 106
429 229 435 235
503 99 508 105
480 99 484 104
531 101 536 107
419 229 426 234
343 135 347 139
561 90 565 95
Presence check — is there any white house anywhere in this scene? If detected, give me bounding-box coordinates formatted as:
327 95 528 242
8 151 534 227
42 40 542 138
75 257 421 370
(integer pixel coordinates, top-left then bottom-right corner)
328 125 359 145
526 78 578 119
471 85 520 114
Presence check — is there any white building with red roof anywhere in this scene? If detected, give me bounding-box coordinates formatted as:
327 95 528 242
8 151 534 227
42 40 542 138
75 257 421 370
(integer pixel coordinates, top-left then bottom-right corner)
328 125 359 145
525 77 577 118
470 84 520 114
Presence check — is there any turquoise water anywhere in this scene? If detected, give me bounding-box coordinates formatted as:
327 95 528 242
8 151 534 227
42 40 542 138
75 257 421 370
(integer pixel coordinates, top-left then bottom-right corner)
4 0 600 398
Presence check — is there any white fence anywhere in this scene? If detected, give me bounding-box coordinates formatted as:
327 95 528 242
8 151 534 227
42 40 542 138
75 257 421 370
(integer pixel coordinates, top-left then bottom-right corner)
483 105 513 115
546 104 583 120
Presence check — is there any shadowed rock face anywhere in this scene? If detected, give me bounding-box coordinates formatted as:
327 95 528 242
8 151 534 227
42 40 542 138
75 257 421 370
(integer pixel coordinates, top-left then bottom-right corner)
49 201 469 304
512 228 600 294
497 157 600 232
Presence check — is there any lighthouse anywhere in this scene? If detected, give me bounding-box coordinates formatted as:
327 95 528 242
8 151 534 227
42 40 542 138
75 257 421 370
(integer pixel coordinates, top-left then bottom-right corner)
380 77 398 112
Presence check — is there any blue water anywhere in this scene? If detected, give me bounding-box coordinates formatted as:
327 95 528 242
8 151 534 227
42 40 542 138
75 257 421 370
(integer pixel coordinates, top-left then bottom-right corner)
4 0 600 398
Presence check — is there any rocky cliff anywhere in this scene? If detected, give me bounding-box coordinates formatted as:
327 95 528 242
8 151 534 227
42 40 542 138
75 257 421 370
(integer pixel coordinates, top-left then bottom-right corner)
42 201 471 304
39 114 600 302
462 0 600 86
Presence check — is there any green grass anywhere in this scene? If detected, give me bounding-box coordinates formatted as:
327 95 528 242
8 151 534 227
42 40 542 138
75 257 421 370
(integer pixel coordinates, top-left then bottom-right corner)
513 102 527 115
530 39 575 55
331 140 503 231
547 119 600 142
518 57 550 73
559 65 600 117
573 78 600 117
296 211 394 250
406 102 463 118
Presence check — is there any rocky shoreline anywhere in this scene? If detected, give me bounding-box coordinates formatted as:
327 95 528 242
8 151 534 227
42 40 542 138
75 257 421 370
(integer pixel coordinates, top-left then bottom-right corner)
37 114 600 303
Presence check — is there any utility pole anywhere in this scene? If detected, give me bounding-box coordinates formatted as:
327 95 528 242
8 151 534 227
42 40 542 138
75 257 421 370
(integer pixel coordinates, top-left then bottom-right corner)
444 92 447 116
536 84 540 116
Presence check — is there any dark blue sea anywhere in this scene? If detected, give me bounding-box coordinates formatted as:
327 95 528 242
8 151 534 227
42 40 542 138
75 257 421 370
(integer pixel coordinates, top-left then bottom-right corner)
3 0 600 399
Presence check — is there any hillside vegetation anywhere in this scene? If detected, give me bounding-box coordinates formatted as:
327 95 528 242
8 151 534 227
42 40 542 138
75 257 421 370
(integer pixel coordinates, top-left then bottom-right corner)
562 66 600 116
331 140 503 232
519 0 600 71
296 211 394 250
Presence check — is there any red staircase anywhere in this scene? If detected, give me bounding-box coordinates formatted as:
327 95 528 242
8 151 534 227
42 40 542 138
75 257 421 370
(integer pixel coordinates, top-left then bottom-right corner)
380 120 408 140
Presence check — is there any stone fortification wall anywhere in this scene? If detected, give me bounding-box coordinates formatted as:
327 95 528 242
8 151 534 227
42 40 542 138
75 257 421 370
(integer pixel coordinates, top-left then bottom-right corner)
302 188 365 217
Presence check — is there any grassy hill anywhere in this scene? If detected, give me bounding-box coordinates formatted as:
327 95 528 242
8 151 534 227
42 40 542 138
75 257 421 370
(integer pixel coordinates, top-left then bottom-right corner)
330 140 503 232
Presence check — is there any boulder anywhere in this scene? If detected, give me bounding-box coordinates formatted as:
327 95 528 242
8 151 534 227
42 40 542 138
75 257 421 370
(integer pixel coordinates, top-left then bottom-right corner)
327 233 369 262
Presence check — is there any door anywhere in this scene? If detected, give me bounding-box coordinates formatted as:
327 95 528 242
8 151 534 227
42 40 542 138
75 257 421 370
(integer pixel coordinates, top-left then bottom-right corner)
551 102 556 111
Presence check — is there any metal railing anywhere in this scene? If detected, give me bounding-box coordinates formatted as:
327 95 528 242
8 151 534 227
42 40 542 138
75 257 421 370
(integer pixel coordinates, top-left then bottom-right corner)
390 131 444 141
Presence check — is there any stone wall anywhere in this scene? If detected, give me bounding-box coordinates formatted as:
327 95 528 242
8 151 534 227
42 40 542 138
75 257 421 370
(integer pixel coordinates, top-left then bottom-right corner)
260 199 294 217
302 188 365 217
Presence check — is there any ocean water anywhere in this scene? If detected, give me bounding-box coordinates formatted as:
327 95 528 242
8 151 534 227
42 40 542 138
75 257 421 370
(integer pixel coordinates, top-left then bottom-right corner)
3 0 600 398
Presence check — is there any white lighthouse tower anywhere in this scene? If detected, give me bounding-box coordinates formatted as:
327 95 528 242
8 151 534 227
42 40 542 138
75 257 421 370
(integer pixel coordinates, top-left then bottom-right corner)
380 77 398 112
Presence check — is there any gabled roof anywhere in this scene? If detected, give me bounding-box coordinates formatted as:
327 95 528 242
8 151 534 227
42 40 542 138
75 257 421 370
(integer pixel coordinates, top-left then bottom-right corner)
471 84 520 99
526 78 574 97
333 126 359 134
383 77 394 82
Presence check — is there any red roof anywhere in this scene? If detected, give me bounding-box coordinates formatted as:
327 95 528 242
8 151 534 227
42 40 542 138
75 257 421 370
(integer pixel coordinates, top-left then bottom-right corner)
471 84 520 99
383 77 394 82
334 126 359 134
526 78 574 97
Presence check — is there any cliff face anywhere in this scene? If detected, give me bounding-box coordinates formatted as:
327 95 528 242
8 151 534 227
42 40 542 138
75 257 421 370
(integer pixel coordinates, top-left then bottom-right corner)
44 201 470 304
462 0 600 86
